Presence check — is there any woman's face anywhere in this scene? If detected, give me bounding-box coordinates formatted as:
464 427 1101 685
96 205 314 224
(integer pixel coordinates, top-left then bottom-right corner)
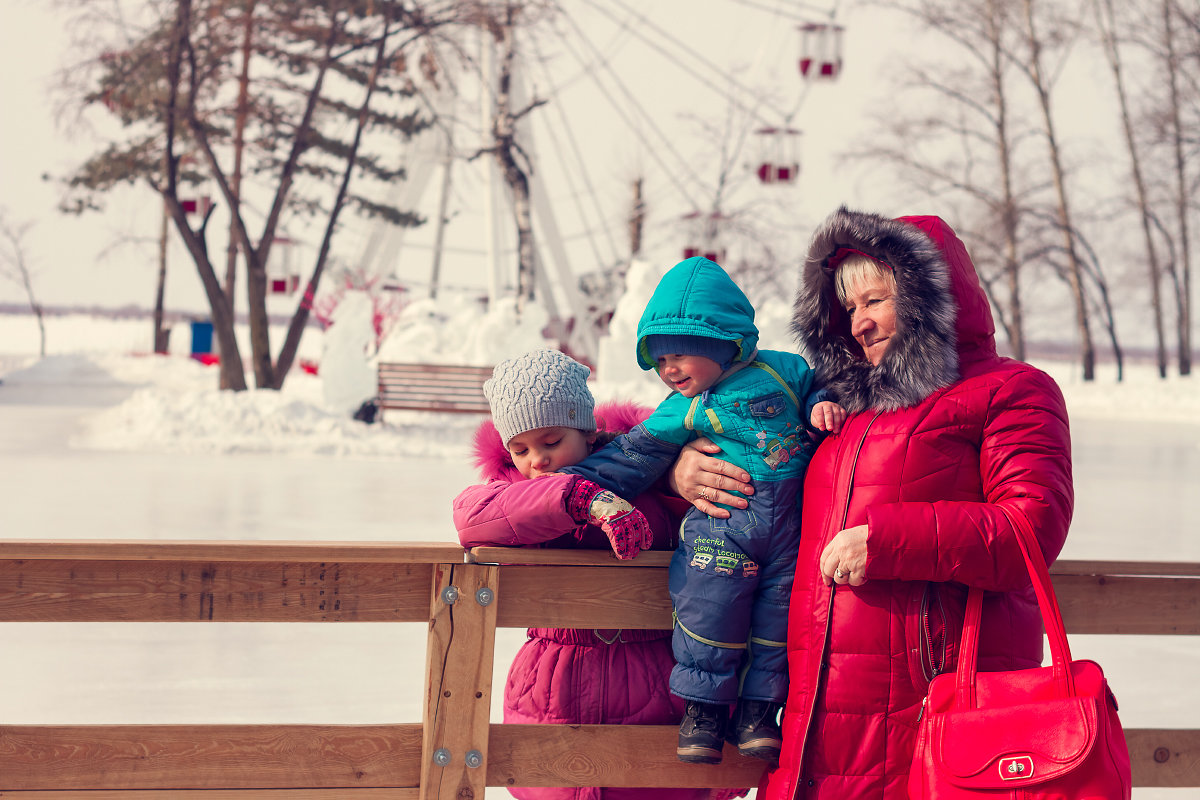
842 275 897 366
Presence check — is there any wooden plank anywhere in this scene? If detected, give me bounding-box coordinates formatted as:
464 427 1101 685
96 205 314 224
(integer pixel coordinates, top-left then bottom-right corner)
485 724 765 788
1055 575 1200 634
1127 728 1200 787
0 560 434 623
0 725 1193 791
490 563 1200 635
379 374 489 385
0 541 466 564
0 791 417 799
474 552 1200 574
378 364 493 376
376 363 492 415
421 564 498 800
0 725 421 790
1051 560 1200 577
495 566 672 630
468 546 672 568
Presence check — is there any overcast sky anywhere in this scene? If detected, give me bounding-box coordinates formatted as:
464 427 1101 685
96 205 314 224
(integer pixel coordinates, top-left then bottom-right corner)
0 1 1113 320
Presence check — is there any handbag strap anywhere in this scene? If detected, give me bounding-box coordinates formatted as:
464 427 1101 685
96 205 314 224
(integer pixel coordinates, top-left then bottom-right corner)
954 506 1075 708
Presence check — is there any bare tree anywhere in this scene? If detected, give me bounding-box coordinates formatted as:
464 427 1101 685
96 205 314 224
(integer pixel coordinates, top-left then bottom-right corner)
855 0 1035 359
0 212 47 357
61 0 447 391
1019 0 1096 380
153 201 170 353
470 1 549 313
1163 0 1194 375
219 0 256 383
1095 0 1168 377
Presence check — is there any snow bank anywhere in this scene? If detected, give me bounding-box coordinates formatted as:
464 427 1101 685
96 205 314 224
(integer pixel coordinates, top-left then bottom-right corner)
1 261 1197 460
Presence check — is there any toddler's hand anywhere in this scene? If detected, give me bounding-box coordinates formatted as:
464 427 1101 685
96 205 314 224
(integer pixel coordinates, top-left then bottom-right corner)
567 479 654 559
811 400 846 434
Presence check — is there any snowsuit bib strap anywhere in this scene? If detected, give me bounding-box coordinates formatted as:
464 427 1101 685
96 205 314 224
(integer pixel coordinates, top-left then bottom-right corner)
748 360 800 410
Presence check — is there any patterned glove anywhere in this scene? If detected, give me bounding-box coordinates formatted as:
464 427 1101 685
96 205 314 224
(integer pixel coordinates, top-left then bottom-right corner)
566 478 654 560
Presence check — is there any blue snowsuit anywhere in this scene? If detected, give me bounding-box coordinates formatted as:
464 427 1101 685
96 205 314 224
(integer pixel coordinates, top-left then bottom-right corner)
561 257 822 706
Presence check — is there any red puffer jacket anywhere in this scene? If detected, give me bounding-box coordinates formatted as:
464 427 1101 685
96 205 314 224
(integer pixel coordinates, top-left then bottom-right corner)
759 210 1074 800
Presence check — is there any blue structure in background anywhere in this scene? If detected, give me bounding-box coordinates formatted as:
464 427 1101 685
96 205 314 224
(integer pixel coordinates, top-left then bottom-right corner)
190 320 213 355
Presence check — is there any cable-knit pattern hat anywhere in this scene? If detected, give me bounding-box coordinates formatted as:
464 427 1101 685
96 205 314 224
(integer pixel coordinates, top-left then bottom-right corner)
483 349 596 446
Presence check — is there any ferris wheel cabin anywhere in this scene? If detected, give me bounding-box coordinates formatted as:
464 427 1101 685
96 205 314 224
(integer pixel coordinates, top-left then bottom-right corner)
268 237 300 295
754 127 802 185
798 22 844 79
680 211 729 264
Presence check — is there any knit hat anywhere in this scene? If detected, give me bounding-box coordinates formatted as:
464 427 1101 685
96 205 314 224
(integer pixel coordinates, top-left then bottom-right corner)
644 333 739 370
483 349 596 446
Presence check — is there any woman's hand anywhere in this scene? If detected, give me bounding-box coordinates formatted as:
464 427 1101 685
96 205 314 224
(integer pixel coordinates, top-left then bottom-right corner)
820 524 868 586
668 437 754 519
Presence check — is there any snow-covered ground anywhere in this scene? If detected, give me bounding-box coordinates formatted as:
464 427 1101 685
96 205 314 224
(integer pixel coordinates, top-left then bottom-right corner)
1 275 1198 797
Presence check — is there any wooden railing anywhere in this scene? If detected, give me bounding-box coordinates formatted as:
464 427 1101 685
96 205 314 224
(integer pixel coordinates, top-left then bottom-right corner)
0 540 1196 797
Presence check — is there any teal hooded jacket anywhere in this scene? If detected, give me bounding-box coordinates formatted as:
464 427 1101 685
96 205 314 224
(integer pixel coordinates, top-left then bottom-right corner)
563 257 823 495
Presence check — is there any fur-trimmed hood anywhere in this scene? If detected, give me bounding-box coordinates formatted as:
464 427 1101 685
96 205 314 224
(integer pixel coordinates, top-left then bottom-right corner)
471 400 655 482
792 207 996 413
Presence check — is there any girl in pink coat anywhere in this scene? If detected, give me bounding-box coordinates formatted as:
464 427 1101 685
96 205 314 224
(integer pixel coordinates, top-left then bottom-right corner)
453 349 735 800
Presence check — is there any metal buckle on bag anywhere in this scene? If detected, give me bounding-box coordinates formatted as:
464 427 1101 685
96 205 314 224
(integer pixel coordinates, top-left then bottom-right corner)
999 755 1034 780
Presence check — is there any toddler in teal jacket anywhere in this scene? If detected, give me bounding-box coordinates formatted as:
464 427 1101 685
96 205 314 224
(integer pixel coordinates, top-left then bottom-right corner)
561 256 844 766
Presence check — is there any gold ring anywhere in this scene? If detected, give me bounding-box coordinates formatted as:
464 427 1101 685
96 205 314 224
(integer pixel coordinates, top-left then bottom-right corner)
835 568 846 580
699 488 709 501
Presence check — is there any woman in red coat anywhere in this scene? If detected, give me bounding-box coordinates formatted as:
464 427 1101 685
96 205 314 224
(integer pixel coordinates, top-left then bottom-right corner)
671 207 1074 799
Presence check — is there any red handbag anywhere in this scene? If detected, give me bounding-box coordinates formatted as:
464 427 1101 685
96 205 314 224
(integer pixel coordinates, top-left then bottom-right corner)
908 511 1132 799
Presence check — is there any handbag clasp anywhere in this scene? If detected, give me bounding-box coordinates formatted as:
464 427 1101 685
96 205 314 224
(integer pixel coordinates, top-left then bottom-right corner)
999 755 1035 780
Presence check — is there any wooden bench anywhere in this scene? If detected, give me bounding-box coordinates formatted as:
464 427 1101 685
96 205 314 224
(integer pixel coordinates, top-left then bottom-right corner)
377 362 493 416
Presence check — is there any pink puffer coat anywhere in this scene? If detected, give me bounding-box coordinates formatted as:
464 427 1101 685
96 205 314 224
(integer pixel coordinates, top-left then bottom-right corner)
453 401 731 800
758 210 1074 800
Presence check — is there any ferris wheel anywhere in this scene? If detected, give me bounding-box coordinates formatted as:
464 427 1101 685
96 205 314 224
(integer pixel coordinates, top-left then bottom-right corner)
354 0 846 361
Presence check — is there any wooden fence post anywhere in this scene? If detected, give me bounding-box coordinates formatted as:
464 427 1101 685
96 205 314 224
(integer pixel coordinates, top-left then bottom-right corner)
421 561 499 800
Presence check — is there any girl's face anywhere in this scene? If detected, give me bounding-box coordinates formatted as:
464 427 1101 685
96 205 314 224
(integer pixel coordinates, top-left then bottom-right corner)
655 354 724 398
507 426 596 479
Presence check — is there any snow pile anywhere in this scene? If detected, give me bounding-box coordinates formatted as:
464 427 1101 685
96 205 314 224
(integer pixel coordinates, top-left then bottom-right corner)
320 291 378 416
1039 360 1200 424
377 293 552 366
47 353 477 458
2 256 1198 459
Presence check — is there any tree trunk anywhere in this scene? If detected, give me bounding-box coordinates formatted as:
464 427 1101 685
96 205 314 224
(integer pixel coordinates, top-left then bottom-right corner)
492 3 537 311
1097 0 1168 377
630 177 645 257
1164 0 1193 375
988 0 1025 360
164 0 246 390
273 6 394 388
1 221 48 358
1074 233 1125 381
220 0 255 391
1023 0 1095 380
189 4 341 389
153 200 170 354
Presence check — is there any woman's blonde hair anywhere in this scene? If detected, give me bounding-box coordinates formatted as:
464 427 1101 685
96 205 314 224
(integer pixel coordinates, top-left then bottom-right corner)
834 253 895 304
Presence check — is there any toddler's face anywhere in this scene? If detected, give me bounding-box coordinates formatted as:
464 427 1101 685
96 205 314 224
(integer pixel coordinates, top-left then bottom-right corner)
507 426 596 479
655 353 724 398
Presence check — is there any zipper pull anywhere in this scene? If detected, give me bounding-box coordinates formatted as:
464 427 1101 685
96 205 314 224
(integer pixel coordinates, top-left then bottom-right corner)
916 695 928 722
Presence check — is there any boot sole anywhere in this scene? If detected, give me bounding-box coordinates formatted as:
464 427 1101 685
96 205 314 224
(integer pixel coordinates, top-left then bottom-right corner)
738 743 780 764
734 733 781 763
677 745 724 765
